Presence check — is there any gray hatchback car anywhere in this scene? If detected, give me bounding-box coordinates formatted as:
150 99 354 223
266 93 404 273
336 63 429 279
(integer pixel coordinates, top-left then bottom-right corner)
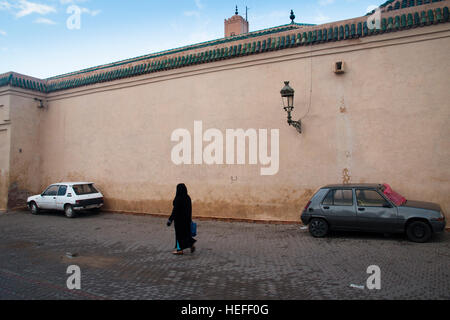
301 184 446 243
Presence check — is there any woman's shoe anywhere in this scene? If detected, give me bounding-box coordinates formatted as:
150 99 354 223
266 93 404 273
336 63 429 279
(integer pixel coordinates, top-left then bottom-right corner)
190 246 196 254
172 250 183 255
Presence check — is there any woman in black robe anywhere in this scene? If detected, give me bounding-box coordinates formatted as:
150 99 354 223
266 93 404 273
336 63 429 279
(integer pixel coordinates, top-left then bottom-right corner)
167 184 196 255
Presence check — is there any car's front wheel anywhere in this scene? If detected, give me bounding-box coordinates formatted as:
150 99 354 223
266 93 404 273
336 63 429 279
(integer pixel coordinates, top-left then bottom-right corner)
406 221 432 243
64 204 76 219
309 218 329 238
30 202 39 215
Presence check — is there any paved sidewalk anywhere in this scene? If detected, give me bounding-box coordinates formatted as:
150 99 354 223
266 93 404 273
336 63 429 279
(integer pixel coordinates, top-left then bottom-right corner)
0 211 449 300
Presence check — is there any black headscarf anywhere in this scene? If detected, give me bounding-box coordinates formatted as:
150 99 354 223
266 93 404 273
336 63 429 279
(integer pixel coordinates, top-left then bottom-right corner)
173 183 188 206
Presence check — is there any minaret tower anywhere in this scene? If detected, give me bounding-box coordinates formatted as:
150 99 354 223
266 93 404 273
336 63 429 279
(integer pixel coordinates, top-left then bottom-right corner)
224 6 249 37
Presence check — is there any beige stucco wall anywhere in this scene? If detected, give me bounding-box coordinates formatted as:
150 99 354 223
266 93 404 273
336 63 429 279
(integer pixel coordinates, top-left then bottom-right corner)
6 23 450 222
0 91 11 212
0 88 43 211
8 93 43 208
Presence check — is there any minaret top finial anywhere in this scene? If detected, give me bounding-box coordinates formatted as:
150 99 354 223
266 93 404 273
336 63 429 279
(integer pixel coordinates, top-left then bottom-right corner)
290 10 296 24
235 5 238 15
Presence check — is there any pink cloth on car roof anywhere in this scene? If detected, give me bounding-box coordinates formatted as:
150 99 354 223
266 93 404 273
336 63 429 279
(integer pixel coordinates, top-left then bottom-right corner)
383 184 406 206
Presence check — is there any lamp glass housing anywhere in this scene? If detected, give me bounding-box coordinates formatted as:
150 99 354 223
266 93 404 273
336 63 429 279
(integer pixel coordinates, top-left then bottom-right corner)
280 81 295 110
282 95 294 109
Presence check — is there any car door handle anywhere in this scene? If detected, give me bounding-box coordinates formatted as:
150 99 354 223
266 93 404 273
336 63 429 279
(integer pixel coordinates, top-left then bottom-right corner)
323 206 330 210
358 208 365 211
53 197 56 200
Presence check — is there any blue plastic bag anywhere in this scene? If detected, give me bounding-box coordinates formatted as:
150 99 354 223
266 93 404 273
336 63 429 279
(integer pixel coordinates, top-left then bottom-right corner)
191 221 197 237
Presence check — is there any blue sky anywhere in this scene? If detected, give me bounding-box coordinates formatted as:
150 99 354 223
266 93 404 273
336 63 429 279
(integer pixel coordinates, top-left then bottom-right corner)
0 0 382 79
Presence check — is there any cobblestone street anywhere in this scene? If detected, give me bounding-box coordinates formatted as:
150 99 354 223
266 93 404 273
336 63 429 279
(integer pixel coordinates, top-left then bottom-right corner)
0 210 449 300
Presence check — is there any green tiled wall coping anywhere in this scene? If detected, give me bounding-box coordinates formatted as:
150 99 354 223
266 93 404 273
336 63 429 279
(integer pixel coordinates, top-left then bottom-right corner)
46 23 313 81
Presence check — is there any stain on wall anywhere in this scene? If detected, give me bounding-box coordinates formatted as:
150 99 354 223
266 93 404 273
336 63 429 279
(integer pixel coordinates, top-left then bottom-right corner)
0 128 10 211
7 182 30 209
0 169 8 211
342 168 351 185
103 188 315 222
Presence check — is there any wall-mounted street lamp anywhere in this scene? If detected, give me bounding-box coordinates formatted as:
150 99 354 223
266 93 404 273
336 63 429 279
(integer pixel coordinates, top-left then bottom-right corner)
280 81 302 134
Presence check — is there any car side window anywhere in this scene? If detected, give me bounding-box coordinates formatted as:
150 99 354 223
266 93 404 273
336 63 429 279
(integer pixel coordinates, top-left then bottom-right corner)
43 185 59 196
356 189 389 207
322 189 353 206
58 185 67 196
334 189 353 206
322 190 334 205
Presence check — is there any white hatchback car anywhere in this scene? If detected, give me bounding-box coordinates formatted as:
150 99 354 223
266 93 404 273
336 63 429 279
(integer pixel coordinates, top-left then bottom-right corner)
27 182 104 218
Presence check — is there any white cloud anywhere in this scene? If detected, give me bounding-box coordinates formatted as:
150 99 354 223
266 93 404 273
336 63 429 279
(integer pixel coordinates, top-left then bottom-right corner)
194 0 203 10
60 1 101 17
0 30 6 36
0 1 12 10
15 0 56 18
59 0 88 4
34 17 56 24
318 0 335 6
184 0 203 18
81 7 100 16
0 0 101 22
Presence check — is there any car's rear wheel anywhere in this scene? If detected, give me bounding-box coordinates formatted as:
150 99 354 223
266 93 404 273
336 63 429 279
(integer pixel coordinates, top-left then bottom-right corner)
406 221 432 243
309 218 329 238
64 204 76 219
30 202 39 215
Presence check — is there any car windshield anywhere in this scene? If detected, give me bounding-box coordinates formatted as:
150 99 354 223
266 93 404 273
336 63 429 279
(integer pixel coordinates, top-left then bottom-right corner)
72 184 99 195
380 184 407 206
